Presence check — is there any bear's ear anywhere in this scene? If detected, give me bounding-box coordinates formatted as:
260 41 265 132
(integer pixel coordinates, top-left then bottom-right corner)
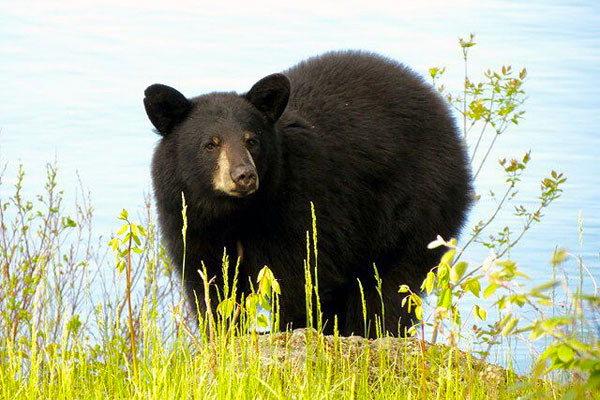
143 84 191 135
245 73 290 122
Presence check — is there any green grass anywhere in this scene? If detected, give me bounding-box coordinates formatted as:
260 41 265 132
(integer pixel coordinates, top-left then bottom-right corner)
0 165 594 399
0 312 565 399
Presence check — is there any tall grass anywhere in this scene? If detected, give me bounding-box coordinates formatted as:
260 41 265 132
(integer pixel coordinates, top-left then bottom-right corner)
0 163 597 399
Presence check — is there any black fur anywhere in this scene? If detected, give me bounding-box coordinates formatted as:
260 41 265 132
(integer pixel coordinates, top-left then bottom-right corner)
144 84 191 134
145 51 473 337
245 73 290 121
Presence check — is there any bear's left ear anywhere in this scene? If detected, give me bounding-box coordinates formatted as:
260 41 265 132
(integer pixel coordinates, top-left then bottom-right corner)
143 84 191 135
245 73 290 122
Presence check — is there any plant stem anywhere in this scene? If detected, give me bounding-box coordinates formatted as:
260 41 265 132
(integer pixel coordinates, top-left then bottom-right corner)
470 91 496 163
126 227 137 376
455 181 514 263
473 131 500 181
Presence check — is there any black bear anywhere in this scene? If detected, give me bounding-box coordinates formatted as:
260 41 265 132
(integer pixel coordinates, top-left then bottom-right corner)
144 51 473 337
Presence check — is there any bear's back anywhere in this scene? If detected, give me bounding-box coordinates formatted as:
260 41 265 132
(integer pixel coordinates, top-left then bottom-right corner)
284 50 442 139
276 51 472 265
282 50 467 194
283 51 462 173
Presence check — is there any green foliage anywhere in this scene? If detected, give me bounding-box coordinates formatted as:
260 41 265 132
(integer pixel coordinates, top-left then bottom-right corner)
242 265 281 330
409 234 599 393
0 163 570 399
530 255 600 395
0 163 92 350
109 210 148 272
402 34 599 395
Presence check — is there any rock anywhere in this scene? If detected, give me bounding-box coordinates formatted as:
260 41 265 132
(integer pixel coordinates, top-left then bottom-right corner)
235 328 509 388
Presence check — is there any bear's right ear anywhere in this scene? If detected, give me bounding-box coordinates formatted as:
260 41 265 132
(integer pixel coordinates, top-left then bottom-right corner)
143 84 191 135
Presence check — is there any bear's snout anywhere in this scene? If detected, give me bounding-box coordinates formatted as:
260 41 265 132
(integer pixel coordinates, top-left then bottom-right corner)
212 144 260 197
230 165 258 194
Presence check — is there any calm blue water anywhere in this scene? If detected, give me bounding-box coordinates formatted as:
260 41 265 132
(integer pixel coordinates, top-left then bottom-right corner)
1 0 599 372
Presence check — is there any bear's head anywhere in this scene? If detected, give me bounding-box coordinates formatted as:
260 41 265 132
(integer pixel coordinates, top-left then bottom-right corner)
144 74 289 212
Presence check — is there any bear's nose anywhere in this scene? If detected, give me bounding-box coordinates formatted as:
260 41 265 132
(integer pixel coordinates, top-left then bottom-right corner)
230 165 257 191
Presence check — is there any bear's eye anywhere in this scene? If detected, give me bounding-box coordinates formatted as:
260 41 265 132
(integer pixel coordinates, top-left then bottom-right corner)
205 142 218 151
246 138 259 147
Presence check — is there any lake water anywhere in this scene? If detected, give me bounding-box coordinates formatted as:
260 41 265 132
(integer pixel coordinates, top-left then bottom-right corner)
1 0 599 372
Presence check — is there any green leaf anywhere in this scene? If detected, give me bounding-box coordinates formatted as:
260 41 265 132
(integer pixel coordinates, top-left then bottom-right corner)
257 266 277 296
410 293 423 307
66 314 82 333
497 296 507 310
566 338 590 353
556 344 575 363
421 271 435 295
259 294 272 311
437 263 450 287
501 316 518 337
586 371 600 389
217 297 236 318
117 224 128 236
474 305 486 321
438 288 452 308
116 260 126 273
257 314 269 328
529 326 545 341
398 285 410 293
119 209 128 221
578 359 599 371
137 225 147 237
132 234 141 246
245 294 259 313
108 238 119 250
551 248 568 265
465 278 481 297
271 278 280 295
533 359 547 379
509 294 527 307
429 67 440 78
450 261 467 283
483 283 498 299
531 281 558 293
495 259 516 269
63 216 77 228
415 306 423 321
257 265 272 283
441 249 456 265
